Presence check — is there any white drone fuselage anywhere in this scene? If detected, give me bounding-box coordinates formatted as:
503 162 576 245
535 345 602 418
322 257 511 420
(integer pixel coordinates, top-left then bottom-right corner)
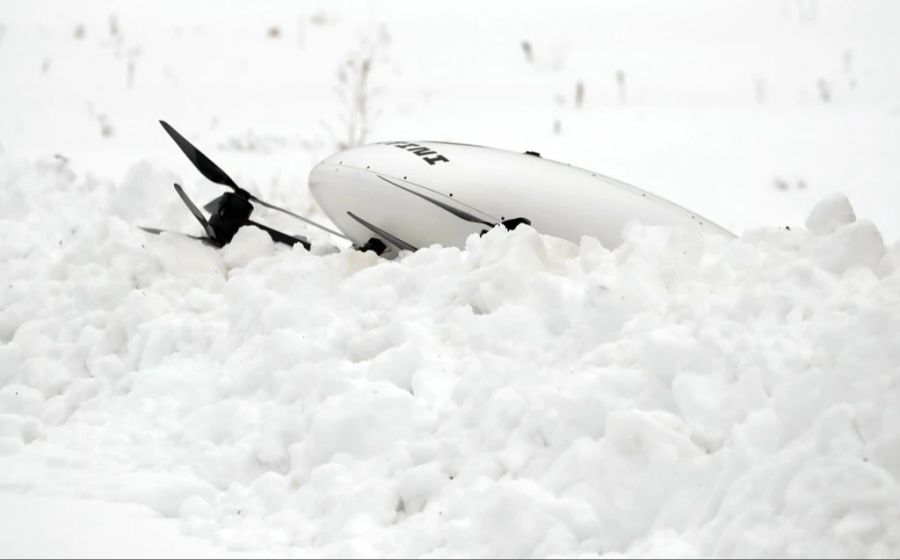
308 140 733 256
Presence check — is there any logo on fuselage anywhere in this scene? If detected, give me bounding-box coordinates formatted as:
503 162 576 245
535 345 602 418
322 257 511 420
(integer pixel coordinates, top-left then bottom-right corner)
382 141 449 166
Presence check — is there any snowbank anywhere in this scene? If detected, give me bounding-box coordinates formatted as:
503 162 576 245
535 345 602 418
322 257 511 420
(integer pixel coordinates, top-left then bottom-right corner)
0 493 257 559
1 156 899 557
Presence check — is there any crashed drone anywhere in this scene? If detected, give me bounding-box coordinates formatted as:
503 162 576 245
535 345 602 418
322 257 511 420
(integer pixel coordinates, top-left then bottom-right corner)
143 121 732 257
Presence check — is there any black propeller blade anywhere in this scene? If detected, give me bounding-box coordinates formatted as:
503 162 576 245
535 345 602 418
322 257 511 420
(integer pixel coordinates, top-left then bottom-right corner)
346 211 417 252
139 226 216 246
173 183 218 241
246 219 311 249
160 121 245 194
160 120 350 240
138 226 166 235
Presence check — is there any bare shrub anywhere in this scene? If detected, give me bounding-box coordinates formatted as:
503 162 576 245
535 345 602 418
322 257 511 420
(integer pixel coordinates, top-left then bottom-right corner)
521 41 534 64
575 80 585 109
616 69 627 104
331 27 391 149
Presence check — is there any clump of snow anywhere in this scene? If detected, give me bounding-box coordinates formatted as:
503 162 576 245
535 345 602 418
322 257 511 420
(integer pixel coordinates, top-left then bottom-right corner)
815 219 886 275
806 193 857 235
221 226 278 269
804 194 887 274
1 156 899 558
110 161 181 225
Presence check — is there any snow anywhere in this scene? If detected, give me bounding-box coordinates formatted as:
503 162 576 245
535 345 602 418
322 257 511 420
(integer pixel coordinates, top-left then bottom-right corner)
806 193 857 235
2 1 900 558
0 493 259 559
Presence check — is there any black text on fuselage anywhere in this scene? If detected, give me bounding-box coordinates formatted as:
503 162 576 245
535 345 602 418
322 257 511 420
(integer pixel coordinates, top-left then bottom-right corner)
382 141 450 166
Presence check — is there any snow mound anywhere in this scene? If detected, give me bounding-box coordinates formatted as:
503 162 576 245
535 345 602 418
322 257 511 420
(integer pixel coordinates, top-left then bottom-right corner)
806 193 857 235
1 156 899 558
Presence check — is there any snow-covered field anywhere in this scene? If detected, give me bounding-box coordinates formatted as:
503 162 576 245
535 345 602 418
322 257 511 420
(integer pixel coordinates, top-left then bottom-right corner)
1 1 899 557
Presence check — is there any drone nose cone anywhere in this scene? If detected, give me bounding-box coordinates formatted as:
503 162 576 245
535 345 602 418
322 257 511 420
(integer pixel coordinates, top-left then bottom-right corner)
307 159 333 197
307 155 352 239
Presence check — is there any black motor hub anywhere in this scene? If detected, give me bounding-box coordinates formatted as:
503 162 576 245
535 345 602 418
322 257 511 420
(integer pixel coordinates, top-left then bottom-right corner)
209 192 254 245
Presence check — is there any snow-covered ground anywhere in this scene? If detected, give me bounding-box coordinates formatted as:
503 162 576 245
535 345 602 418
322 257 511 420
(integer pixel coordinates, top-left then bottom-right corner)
0 493 259 559
1 1 899 557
